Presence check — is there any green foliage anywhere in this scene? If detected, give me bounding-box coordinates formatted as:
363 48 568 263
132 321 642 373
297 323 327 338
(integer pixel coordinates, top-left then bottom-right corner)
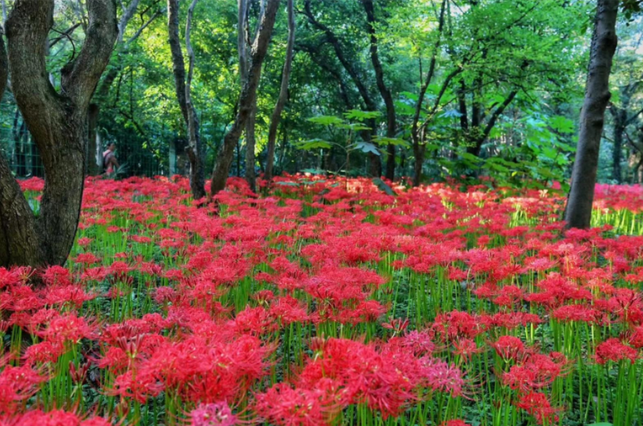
4 0 642 185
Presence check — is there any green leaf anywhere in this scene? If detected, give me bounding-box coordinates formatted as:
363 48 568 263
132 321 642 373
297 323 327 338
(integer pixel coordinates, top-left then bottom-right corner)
350 142 380 156
338 123 371 131
548 115 575 134
400 91 419 102
307 115 345 126
372 177 396 196
295 139 333 150
440 109 463 119
373 136 411 147
343 110 381 121
586 423 613 426
461 152 483 163
395 100 416 115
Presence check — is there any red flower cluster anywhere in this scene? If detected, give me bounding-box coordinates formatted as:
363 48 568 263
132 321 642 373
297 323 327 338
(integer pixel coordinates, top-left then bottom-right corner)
0 175 642 425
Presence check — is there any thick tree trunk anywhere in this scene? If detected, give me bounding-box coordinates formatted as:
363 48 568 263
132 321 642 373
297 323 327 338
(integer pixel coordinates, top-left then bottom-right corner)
362 0 396 181
167 0 206 200
564 0 618 229
210 0 280 197
0 0 117 268
0 32 42 266
265 0 295 181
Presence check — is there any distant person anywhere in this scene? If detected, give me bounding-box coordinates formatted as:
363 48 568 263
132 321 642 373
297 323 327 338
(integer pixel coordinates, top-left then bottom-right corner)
103 143 119 175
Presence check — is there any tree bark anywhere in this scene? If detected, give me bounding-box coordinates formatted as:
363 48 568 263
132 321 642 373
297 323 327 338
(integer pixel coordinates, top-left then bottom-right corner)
0 0 117 268
564 0 618 229
362 0 396 180
238 0 259 192
245 107 257 192
265 0 295 181
411 0 447 186
0 30 43 266
612 108 626 182
210 0 280 197
87 103 101 175
167 0 206 200
185 0 206 199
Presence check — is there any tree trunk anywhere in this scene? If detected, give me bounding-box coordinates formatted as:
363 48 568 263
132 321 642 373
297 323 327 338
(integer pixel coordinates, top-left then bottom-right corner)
467 89 518 157
167 0 206 200
564 0 618 229
245 107 257 192
87 103 101 175
613 117 625 183
411 0 447 186
362 0 396 181
238 0 259 192
0 0 117 268
210 0 280 197
265 0 295 181
412 138 425 187
302 0 380 176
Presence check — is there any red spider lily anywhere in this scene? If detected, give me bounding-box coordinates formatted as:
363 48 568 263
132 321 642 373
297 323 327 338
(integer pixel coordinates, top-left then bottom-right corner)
381 318 410 335
0 363 47 415
433 311 486 341
22 341 64 366
515 391 561 425
269 296 310 325
501 352 570 391
106 368 163 404
490 336 525 362
1 409 111 426
255 383 339 426
189 402 237 426
595 338 638 364
452 338 483 362
39 312 99 347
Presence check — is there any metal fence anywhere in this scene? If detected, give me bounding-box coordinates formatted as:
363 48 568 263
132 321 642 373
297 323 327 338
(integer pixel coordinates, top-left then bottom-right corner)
0 126 168 178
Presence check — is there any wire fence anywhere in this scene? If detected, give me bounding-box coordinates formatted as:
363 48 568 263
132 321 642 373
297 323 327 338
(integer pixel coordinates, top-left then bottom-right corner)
0 127 168 178
0 126 45 178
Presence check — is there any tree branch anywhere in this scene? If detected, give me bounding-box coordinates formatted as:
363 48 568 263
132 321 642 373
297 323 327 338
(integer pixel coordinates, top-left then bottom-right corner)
61 0 119 110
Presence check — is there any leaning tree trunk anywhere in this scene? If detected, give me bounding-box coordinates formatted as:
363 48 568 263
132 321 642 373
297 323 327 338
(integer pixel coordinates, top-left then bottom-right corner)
210 0 280 197
362 0 396 181
265 0 295 181
0 0 117 268
564 0 619 229
302 0 381 177
167 0 206 200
